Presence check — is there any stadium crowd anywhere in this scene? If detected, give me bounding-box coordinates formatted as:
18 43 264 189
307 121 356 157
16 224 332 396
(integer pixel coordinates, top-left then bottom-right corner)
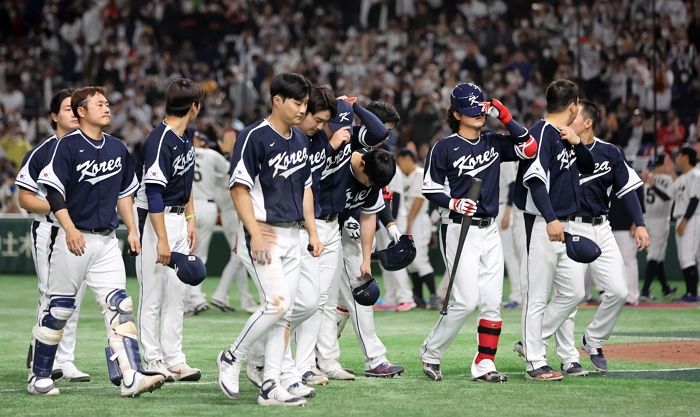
1 0 699 213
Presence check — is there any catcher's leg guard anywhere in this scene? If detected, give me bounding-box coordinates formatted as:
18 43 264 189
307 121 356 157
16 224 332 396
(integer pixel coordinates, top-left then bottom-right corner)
103 289 144 387
31 297 75 378
336 305 350 339
475 319 501 365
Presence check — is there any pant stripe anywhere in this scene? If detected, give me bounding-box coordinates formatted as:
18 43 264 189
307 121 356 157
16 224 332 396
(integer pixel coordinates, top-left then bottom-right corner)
522 213 536 368
343 260 369 359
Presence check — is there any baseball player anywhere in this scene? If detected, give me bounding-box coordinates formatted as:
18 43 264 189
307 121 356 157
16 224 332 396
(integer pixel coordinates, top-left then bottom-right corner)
217 73 323 407
17 89 91 383
640 154 677 300
513 79 595 381
419 82 537 382
537 100 649 374
31 86 164 397
670 147 700 302
135 78 203 382
395 149 439 309
499 161 523 309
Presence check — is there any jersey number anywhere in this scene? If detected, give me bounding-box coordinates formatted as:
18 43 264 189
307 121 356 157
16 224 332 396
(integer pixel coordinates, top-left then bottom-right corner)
194 161 202 182
645 188 655 204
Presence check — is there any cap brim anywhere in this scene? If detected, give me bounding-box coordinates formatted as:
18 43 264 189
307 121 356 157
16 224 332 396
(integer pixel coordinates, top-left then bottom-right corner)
455 107 485 117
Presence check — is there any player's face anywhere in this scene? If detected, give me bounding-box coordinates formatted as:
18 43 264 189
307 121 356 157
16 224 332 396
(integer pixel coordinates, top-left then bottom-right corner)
276 96 308 126
458 112 486 131
569 107 586 136
80 93 111 127
298 110 331 136
53 97 78 132
397 156 412 175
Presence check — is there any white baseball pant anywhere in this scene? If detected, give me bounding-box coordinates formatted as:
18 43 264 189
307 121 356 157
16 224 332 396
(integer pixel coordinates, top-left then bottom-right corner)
212 209 256 310
646 217 671 261
614 230 641 305
375 227 413 305
399 213 434 277
185 199 217 309
497 205 522 304
675 216 700 269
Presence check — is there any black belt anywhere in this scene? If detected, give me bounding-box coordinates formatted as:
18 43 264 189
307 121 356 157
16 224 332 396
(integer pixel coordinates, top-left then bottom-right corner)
269 221 303 228
318 213 338 223
558 215 606 225
165 205 186 214
78 228 113 236
452 217 494 228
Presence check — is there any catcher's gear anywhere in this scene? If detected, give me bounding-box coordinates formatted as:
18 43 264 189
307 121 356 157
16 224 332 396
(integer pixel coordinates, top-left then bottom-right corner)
564 232 602 263
372 234 416 271
352 274 380 306
168 252 207 286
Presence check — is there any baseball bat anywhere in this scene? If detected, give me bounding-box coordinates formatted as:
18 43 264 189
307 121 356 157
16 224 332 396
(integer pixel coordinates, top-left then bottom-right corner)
440 178 482 315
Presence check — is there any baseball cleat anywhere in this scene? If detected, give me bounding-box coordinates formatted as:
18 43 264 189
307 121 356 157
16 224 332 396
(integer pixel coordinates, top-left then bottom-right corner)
422 362 442 381
525 365 563 381
323 368 356 380
662 286 677 296
581 335 608 372
258 379 306 407
58 362 91 382
503 301 520 309
145 360 175 382
50 363 64 381
246 363 264 388
513 341 525 358
217 350 241 400
210 299 236 312
302 370 329 385
429 295 441 310
27 375 59 396
473 371 507 383
120 372 165 397
561 362 589 376
286 382 316 398
168 362 201 381
365 362 404 378
395 301 417 312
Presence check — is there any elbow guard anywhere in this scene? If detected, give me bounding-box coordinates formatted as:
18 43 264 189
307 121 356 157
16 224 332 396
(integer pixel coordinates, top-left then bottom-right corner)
515 136 537 159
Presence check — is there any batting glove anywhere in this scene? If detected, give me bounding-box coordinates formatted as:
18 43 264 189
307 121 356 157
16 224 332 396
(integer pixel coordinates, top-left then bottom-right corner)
387 224 401 243
515 136 538 159
343 217 361 240
486 98 512 125
449 198 477 216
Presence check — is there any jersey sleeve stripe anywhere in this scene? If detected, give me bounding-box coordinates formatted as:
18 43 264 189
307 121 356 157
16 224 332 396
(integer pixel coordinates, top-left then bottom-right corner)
119 175 139 198
15 177 39 192
358 126 369 148
39 178 65 199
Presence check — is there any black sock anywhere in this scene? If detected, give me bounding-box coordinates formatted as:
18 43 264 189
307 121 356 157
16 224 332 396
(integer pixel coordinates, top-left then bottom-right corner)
422 272 436 295
410 273 423 301
682 266 698 296
641 260 658 296
658 261 670 291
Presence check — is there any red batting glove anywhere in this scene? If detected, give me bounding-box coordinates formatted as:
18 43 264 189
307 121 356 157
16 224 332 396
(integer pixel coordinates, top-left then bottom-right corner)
449 198 477 216
515 136 538 159
489 98 512 125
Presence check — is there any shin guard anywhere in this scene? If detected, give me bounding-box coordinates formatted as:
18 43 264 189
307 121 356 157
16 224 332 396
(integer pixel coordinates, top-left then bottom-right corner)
475 319 502 365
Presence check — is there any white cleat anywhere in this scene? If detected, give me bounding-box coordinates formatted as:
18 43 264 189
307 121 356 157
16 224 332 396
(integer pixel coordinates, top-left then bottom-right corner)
302 369 329 385
286 382 316 398
323 367 356 380
217 350 241 400
145 360 175 382
257 379 306 407
168 362 201 381
58 362 91 382
246 363 264 388
120 372 165 397
27 375 59 396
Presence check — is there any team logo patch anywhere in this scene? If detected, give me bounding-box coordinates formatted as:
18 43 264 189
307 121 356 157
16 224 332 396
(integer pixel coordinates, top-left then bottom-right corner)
452 147 499 177
76 157 123 184
269 148 308 179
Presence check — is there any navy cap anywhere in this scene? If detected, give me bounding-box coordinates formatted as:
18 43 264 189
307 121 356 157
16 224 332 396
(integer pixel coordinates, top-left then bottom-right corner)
328 100 354 132
168 252 207 286
450 83 485 117
564 232 602 264
352 274 380 306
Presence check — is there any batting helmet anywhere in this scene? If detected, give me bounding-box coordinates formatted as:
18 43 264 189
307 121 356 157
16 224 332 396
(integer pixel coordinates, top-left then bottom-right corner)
371 235 416 271
564 232 602 264
352 274 380 306
450 83 485 117
168 252 207 286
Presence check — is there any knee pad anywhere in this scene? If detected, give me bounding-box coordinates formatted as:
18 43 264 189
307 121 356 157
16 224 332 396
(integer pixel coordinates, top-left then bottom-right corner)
40 297 75 330
104 289 134 325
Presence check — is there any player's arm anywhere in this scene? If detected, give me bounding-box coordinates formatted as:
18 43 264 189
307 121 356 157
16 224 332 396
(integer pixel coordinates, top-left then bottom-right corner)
45 185 85 256
185 189 196 254
377 187 401 242
302 186 323 256
558 125 594 174
18 188 50 214
522 132 563 241
231 184 270 263
422 144 477 215
488 99 537 158
117 195 140 255
501 182 515 230
354 102 388 147
146 184 171 265
16 150 51 214
359 211 376 278
328 126 351 150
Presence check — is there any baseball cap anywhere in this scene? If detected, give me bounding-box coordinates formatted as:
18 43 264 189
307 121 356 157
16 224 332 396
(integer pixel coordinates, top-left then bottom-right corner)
168 252 207 286
327 99 354 133
450 83 486 117
564 232 602 264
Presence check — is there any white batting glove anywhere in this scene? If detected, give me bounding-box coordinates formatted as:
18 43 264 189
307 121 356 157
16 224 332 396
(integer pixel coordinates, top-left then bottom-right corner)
343 217 361 240
449 198 477 216
387 224 401 243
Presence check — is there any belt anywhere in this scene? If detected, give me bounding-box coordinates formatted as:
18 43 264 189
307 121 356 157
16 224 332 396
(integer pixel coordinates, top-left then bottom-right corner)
165 205 186 215
269 221 303 228
318 213 338 223
451 217 494 228
78 228 113 236
558 215 607 225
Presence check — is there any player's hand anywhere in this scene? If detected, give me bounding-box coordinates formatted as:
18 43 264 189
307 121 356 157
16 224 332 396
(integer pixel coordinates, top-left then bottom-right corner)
387 224 401 243
307 234 324 257
187 219 197 255
634 225 650 250
337 95 357 104
558 125 581 145
156 238 171 265
329 126 352 149
676 219 687 237
250 234 272 265
65 227 86 256
500 206 512 230
359 259 372 278
127 231 140 256
343 217 361 241
449 198 477 216
485 98 513 124
405 222 413 235
640 169 652 184
546 220 565 242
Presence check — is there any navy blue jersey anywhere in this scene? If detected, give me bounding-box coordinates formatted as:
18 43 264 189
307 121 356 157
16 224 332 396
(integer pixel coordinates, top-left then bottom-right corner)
307 129 332 218
16 135 58 197
339 161 385 223
422 131 523 221
515 120 586 217
135 122 195 208
579 138 642 216
229 119 311 223
38 129 138 230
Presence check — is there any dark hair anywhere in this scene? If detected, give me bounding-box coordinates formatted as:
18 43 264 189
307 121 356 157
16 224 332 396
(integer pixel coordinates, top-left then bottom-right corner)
579 99 600 131
71 86 107 119
269 73 311 102
446 105 460 133
49 88 74 130
362 149 396 187
366 101 400 124
165 78 204 117
545 79 579 113
678 146 697 166
397 149 418 162
307 85 337 118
